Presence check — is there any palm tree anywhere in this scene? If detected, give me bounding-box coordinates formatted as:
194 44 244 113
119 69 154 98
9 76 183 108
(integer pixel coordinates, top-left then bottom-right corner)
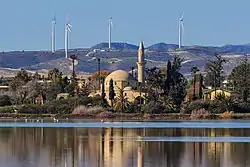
191 66 200 100
114 87 130 113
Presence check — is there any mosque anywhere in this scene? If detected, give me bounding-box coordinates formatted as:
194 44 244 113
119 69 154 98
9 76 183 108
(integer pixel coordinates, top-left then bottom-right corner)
91 41 146 105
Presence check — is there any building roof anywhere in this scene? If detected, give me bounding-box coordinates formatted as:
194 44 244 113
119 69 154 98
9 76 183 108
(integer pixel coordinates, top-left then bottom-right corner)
105 70 134 82
203 88 240 95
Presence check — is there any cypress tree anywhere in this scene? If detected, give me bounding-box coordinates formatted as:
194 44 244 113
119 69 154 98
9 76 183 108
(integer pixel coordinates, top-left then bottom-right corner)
109 79 115 108
164 60 172 95
101 77 106 107
199 73 203 99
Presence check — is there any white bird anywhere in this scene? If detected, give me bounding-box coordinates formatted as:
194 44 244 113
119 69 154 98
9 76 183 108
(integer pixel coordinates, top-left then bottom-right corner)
25 119 28 123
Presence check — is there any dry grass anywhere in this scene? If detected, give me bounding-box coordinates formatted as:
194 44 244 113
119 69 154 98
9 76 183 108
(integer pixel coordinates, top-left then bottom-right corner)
190 108 211 119
220 111 233 119
97 111 117 119
72 105 106 117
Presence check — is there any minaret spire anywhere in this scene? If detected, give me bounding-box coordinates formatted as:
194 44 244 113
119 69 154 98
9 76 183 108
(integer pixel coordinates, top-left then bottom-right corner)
137 41 146 83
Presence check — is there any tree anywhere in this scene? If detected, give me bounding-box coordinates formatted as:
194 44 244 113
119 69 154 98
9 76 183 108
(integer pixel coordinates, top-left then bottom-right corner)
65 81 77 97
62 76 70 91
130 67 135 77
9 69 31 91
228 57 250 102
100 77 106 107
199 73 203 99
44 82 63 101
23 80 46 104
191 66 200 100
91 70 109 90
145 67 165 101
204 54 226 88
164 60 172 95
48 68 62 83
46 68 65 100
168 56 187 108
114 87 130 112
145 56 187 109
32 72 41 80
109 79 115 108
15 68 30 83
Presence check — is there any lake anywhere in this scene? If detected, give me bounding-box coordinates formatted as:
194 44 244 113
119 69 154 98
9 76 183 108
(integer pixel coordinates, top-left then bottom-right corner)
0 120 250 167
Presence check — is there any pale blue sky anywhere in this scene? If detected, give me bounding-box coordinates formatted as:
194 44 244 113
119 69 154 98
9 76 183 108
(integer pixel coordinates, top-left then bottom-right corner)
0 0 249 51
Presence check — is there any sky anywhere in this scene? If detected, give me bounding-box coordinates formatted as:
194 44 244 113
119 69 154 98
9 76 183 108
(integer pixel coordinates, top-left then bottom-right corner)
0 0 250 51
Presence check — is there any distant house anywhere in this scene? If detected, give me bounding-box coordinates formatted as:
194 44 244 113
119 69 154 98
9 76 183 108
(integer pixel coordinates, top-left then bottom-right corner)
56 93 70 100
203 89 240 101
35 94 45 105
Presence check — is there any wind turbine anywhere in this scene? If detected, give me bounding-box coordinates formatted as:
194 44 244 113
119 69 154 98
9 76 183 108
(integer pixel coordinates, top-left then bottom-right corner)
108 17 113 49
179 12 184 49
65 18 72 59
51 15 56 53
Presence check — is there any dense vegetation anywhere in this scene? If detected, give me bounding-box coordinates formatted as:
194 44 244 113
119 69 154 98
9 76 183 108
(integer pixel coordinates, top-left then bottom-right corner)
1 53 250 118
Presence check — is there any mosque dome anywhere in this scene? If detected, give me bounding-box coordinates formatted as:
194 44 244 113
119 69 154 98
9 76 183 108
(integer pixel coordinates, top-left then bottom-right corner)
105 70 133 82
105 70 136 90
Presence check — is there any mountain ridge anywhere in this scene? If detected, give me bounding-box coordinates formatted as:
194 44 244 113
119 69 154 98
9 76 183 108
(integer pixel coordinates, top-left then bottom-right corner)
0 42 250 77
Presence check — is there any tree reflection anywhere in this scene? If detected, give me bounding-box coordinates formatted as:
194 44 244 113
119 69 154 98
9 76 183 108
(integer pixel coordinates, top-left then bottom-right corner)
0 127 249 167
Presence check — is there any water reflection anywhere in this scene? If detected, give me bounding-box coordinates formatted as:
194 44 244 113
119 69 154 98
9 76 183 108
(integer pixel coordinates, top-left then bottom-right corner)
0 127 250 167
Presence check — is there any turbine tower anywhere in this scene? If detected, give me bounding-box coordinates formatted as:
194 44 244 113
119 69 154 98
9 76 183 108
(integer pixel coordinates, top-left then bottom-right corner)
108 17 113 49
179 13 184 49
65 18 72 58
51 15 56 53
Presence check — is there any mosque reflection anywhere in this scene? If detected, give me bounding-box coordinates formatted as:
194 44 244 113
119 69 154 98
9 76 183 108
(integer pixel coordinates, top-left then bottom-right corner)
0 127 250 167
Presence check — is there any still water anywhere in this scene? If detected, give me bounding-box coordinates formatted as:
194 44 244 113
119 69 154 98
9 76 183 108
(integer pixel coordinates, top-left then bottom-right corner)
0 121 250 167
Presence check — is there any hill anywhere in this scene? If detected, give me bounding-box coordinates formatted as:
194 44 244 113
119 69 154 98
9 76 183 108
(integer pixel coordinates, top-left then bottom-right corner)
0 42 250 77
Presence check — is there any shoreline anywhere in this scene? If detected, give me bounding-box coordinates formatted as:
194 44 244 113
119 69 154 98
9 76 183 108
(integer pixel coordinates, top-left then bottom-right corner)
1 113 250 120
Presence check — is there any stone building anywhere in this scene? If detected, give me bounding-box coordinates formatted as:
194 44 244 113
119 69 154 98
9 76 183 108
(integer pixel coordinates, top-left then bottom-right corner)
90 41 146 105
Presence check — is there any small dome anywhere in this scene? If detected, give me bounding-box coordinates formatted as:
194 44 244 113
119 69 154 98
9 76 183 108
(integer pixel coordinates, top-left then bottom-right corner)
123 86 132 91
105 70 133 82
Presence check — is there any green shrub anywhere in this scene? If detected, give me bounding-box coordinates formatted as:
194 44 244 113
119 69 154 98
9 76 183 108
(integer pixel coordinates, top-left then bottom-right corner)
78 96 102 106
18 104 47 114
231 102 250 113
183 100 211 114
0 95 12 107
142 101 166 114
0 106 16 113
44 99 75 114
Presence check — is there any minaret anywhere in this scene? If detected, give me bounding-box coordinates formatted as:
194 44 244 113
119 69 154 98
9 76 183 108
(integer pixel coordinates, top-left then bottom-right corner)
137 41 146 83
